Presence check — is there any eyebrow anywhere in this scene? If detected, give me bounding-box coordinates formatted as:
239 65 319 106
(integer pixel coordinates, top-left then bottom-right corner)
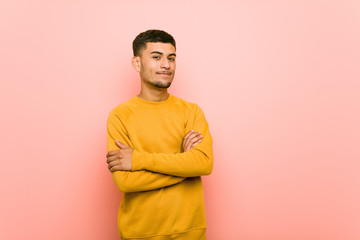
151 51 177 57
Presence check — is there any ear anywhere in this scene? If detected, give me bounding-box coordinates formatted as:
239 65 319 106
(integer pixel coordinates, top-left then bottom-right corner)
131 56 141 72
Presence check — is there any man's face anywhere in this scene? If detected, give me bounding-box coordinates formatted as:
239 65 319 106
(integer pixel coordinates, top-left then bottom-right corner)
135 42 176 89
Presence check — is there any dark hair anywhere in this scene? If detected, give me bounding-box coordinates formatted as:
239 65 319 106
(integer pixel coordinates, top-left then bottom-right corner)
132 29 176 56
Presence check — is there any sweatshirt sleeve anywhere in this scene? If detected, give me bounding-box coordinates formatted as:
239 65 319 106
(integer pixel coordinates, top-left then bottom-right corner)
131 104 214 177
107 110 185 192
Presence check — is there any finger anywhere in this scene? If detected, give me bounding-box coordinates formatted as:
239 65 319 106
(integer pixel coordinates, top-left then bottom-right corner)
108 162 112 169
107 154 122 164
184 132 201 147
109 166 120 172
107 158 114 164
183 136 202 152
108 159 118 168
183 130 199 144
109 164 125 172
184 130 195 139
187 134 203 148
183 131 200 145
183 131 200 147
189 132 202 141
190 140 202 149
109 158 124 168
109 165 119 172
106 150 118 157
184 130 201 139
188 136 202 147
107 157 115 164
190 135 203 145
115 139 128 149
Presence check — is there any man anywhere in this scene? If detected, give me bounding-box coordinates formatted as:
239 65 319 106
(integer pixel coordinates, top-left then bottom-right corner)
106 29 213 240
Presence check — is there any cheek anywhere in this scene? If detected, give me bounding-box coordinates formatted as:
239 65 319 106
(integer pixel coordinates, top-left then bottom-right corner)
144 61 157 71
141 62 153 74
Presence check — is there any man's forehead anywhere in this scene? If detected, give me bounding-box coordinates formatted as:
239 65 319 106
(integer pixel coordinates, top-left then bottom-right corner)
144 42 176 54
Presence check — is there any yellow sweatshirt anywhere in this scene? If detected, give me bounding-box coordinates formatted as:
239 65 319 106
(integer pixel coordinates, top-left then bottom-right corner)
107 95 213 239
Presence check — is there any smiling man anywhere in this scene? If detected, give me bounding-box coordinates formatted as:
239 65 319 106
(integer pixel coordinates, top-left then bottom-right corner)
106 30 213 240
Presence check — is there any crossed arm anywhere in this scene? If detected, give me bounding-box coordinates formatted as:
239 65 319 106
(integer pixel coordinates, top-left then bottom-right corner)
106 131 203 192
107 130 203 172
106 105 213 192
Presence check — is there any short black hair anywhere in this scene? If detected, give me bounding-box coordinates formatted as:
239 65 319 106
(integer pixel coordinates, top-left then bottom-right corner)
132 29 176 56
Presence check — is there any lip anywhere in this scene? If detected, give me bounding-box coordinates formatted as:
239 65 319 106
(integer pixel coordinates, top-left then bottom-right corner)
156 71 172 75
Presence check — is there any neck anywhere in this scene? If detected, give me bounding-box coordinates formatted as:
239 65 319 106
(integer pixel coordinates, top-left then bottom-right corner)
138 86 169 102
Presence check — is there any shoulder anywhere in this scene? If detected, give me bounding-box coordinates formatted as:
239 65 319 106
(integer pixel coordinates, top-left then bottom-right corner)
170 96 209 126
171 95 201 111
108 97 138 119
171 96 207 119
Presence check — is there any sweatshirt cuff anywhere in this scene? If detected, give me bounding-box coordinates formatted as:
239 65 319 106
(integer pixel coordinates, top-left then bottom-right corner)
132 150 147 171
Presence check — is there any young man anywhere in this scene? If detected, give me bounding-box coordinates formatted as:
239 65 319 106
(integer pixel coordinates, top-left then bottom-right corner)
106 30 213 240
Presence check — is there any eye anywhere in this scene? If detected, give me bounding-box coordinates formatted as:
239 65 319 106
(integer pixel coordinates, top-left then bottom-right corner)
153 56 160 60
168 57 175 61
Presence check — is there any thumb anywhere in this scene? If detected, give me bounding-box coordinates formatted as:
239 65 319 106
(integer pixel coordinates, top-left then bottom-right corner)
115 139 128 149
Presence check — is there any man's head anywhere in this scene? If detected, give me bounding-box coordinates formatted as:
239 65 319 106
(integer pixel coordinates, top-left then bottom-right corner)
132 30 176 89
132 29 176 57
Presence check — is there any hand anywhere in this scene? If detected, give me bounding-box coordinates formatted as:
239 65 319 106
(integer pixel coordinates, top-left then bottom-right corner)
106 140 133 172
182 130 203 152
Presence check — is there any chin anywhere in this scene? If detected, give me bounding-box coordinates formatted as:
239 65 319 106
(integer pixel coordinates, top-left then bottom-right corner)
153 81 172 89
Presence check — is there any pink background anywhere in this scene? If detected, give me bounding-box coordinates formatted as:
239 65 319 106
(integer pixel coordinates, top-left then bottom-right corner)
1 1 360 239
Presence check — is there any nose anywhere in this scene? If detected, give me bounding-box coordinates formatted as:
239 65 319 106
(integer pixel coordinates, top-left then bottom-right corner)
160 58 170 69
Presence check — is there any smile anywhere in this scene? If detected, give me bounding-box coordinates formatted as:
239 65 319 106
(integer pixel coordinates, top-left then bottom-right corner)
156 71 172 75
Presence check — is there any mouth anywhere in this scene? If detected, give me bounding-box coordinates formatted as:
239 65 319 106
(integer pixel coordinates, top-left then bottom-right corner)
156 71 172 76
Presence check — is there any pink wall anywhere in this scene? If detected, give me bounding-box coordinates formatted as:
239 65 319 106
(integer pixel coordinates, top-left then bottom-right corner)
1 1 359 239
